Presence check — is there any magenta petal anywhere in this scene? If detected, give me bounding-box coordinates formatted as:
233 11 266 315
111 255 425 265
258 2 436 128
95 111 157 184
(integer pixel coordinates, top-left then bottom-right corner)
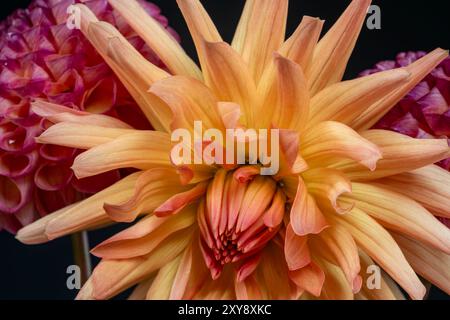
0 175 32 213
0 150 39 178
34 162 74 191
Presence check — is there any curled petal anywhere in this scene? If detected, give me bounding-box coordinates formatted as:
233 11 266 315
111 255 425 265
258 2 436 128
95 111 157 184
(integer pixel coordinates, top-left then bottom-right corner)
301 121 382 171
289 261 325 297
336 130 450 180
0 176 32 214
284 223 311 271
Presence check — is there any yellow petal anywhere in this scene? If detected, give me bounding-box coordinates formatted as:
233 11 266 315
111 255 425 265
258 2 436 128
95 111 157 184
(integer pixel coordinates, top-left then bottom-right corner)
149 76 225 133
128 277 154 300
341 182 450 254
307 68 410 127
279 16 324 71
375 165 450 219
232 0 288 83
107 0 202 79
392 232 450 295
311 224 361 292
352 48 449 130
78 227 193 300
317 258 354 300
72 131 172 179
307 0 371 94
146 255 182 299
328 207 426 300
201 41 257 127
301 121 382 171
303 168 353 215
36 122 133 150
335 130 450 180
31 100 132 128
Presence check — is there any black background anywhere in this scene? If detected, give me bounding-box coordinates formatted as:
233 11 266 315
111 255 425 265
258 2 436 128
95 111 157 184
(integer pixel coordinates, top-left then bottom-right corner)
0 0 449 300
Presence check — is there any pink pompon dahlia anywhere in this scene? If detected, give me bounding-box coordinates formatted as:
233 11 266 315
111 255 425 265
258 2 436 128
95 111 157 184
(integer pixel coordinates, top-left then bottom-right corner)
17 0 450 300
361 52 450 227
0 0 178 233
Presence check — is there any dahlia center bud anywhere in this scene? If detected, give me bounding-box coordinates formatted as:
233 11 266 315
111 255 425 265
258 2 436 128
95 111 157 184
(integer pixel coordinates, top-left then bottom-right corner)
198 167 286 281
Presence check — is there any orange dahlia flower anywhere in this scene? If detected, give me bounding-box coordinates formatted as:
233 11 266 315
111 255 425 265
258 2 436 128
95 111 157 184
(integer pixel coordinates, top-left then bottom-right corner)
18 0 450 300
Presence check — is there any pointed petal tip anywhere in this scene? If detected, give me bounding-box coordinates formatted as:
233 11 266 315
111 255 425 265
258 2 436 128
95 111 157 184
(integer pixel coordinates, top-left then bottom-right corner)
76 279 95 300
16 221 50 245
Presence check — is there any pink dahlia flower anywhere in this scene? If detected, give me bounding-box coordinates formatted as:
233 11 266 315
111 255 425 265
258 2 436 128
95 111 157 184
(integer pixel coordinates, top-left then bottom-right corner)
0 0 178 233
361 52 450 227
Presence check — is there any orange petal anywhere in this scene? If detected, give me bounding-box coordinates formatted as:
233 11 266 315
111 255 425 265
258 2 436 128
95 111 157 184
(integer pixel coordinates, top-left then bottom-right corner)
303 168 353 214
176 164 217 185
146 255 182 299
72 131 172 179
78 227 193 300
311 225 361 292
307 0 371 94
232 0 288 83
290 177 329 236
235 274 263 300
44 172 142 240
341 182 450 254
336 130 450 181
92 208 196 259
352 48 449 130
279 16 323 71
328 207 426 300
36 123 132 150
289 261 325 297
263 188 286 229
318 258 354 300
307 68 410 127
154 181 208 217
392 232 450 295
375 165 450 218
277 129 309 178
149 76 224 133
108 0 202 79
103 168 190 223
284 223 311 271
201 41 257 127
301 121 382 171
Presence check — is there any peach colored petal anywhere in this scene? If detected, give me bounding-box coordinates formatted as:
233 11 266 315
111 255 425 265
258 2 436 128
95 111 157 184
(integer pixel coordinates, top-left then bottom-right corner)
72 131 172 179
217 102 242 129
154 181 208 217
277 129 309 178
232 0 288 83
328 208 426 300
311 225 361 292
279 16 323 71
301 121 382 171
341 182 450 254
103 168 190 223
201 41 256 127
36 122 133 150
45 172 143 240
284 223 311 271
169 241 194 300
176 164 216 185
375 165 450 219
307 0 371 94
107 0 202 79
336 130 450 180
78 227 193 300
146 255 182 299
303 168 353 214
149 76 224 133
235 274 263 300
318 258 354 300
263 189 286 229
290 177 329 236
392 232 450 295
289 261 325 297
307 68 410 127
128 278 154 300
31 100 132 128
236 253 262 282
